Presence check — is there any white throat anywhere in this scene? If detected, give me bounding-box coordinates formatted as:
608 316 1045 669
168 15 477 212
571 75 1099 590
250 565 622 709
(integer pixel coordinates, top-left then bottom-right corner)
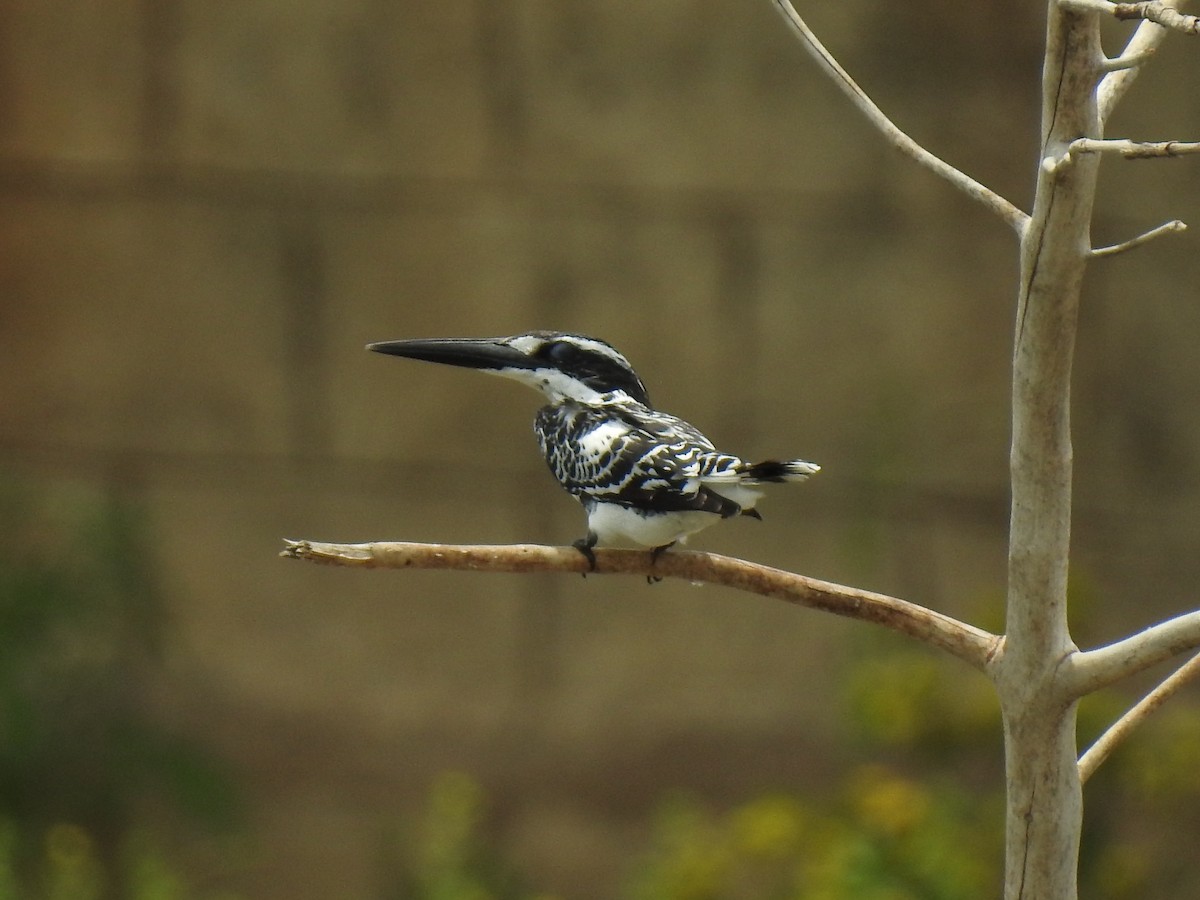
491 367 634 406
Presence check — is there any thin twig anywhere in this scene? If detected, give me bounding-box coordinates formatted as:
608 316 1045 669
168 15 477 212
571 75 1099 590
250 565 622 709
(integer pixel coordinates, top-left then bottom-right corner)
1100 45 1158 71
1060 0 1200 31
1079 650 1200 783
1071 137 1200 158
1045 137 1200 175
768 0 1029 234
1114 0 1200 30
1058 608 1200 697
1089 219 1188 257
281 539 1000 670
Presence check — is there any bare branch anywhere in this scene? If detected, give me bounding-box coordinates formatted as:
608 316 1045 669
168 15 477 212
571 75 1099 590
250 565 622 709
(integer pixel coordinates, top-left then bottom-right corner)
1078 650 1200 783
1045 137 1200 175
1060 0 1200 31
1098 0 1192 122
1100 45 1158 71
281 539 1000 670
1115 0 1200 29
768 0 1029 234
1059 609 1200 697
1070 137 1200 158
1089 218 1188 257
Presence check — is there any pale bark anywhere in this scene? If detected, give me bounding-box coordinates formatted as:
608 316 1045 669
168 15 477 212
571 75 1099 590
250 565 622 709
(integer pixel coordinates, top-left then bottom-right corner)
1079 650 1200 782
989 7 1103 896
1061 607 1200 694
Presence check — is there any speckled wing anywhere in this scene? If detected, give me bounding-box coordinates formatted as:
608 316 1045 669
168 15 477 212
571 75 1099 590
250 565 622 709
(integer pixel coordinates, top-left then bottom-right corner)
534 403 744 516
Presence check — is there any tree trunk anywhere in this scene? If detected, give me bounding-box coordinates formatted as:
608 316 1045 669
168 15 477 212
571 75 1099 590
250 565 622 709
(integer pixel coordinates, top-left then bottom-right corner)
998 7 1102 898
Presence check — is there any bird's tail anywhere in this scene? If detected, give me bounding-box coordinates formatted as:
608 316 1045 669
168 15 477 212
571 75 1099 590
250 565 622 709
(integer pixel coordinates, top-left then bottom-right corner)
740 458 821 483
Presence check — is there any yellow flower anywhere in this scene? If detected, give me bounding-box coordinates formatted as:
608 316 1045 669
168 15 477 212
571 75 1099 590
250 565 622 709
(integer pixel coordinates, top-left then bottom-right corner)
730 796 806 859
848 766 930 837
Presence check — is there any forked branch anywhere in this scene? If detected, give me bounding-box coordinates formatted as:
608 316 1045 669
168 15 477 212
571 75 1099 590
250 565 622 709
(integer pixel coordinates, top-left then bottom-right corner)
1061 0 1200 32
281 539 1000 670
769 0 1029 234
1114 0 1200 27
1078 649 1200 782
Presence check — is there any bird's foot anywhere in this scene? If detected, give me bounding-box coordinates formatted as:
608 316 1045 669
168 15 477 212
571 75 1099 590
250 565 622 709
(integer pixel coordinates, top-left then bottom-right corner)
741 508 763 521
572 534 598 577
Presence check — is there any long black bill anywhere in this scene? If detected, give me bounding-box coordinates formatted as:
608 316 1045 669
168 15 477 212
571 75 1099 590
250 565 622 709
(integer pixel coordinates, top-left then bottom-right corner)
366 338 535 372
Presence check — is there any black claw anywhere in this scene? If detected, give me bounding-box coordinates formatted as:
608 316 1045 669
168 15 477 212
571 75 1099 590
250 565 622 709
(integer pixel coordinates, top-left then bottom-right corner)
572 534 598 575
742 508 763 521
649 541 675 564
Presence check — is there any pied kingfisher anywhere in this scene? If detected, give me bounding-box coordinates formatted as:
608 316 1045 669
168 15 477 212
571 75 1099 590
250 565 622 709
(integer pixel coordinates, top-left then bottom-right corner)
367 331 820 567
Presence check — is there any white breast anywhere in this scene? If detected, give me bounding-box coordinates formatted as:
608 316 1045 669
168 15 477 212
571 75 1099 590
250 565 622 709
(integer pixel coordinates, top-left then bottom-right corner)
586 502 721 549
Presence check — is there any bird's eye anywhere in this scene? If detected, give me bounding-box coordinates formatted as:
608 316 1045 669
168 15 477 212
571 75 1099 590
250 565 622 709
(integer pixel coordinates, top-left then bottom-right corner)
541 341 575 363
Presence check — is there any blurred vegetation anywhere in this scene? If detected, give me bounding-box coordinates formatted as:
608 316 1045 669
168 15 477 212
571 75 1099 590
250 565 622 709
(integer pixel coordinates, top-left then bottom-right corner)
388 616 1200 900
0 476 242 900
623 630 1006 900
383 772 539 900
4 475 1199 899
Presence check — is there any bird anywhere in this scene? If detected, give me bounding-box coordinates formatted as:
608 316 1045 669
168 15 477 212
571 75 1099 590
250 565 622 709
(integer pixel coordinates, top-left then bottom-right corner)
367 331 820 569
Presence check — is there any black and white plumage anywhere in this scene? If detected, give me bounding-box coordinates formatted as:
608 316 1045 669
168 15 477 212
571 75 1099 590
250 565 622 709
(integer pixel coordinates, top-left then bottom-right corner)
367 331 820 565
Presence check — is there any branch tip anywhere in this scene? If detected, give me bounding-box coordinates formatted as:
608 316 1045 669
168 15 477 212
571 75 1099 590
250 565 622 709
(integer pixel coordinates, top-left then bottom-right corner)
1101 46 1157 71
769 0 1027 233
1090 219 1188 258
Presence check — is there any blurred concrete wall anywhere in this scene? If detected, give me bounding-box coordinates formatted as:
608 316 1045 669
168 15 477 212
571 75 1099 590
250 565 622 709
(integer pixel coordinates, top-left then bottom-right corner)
2 1 1199 896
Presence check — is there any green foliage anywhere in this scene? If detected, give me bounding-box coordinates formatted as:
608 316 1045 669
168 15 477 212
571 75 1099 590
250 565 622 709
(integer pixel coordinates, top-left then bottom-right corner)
626 628 1004 900
0 819 241 900
384 772 544 900
1077 690 1200 899
628 771 997 900
0 476 242 899
390 625 1200 900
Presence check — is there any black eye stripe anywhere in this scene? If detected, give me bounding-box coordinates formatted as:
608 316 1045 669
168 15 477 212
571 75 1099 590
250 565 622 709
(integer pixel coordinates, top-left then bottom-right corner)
532 339 651 405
